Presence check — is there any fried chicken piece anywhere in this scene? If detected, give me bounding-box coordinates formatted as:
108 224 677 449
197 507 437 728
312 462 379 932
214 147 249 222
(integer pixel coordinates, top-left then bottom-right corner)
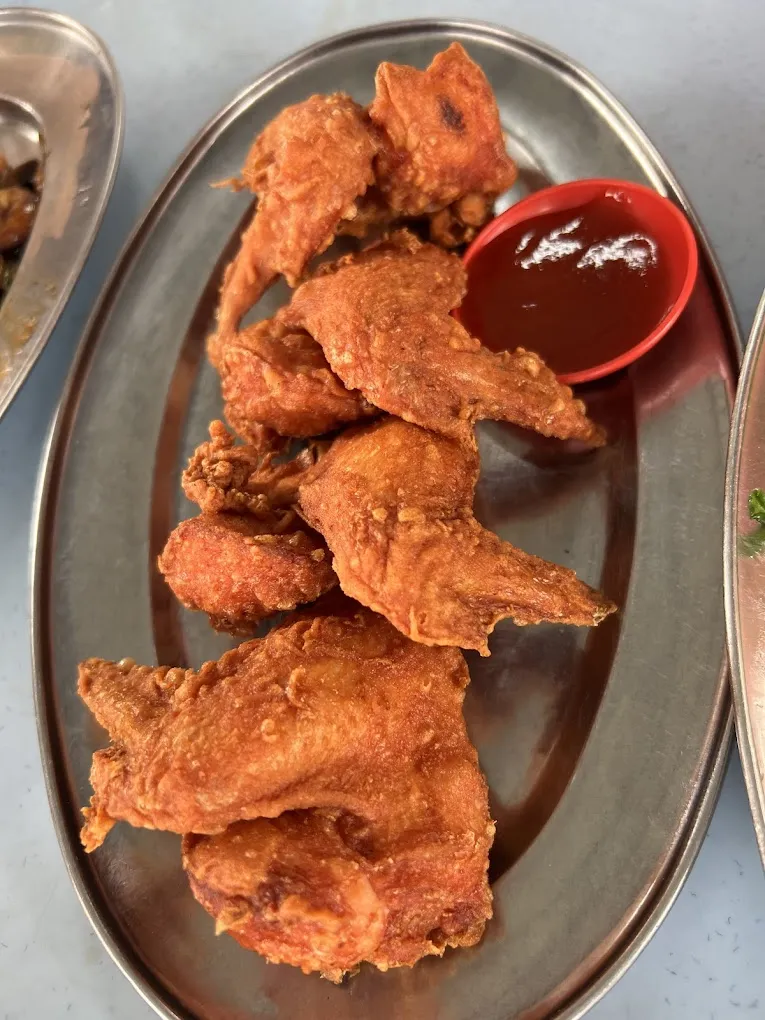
158 511 335 633
428 192 494 247
208 316 376 442
369 43 516 218
217 94 377 333
80 605 493 977
335 186 398 239
182 420 326 515
282 231 605 445
183 805 492 981
298 417 616 654
159 422 335 631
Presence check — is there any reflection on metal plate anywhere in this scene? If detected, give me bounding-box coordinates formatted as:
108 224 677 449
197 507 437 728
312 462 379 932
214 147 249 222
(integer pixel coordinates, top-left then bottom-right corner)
32 19 737 1020
0 8 123 419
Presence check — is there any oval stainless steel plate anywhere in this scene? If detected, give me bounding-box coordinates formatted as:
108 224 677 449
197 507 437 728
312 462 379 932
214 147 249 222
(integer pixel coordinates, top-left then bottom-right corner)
33 19 738 1020
725 295 765 867
0 7 123 420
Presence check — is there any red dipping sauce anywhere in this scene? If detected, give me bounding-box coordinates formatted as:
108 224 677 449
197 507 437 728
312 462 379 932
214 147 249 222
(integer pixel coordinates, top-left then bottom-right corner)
459 193 674 380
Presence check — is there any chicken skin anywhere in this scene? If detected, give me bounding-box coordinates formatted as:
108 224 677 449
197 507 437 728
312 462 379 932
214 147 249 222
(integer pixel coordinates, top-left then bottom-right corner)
78 604 493 980
180 419 325 515
298 417 616 654
215 46 518 335
208 315 376 443
158 422 334 631
183 804 492 982
158 512 334 633
282 231 605 445
217 93 377 333
369 43 517 232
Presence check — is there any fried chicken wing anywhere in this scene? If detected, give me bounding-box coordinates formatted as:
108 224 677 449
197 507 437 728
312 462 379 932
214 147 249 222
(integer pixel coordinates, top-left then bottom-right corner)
282 232 605 445
217 93 377 333
79 604 488 837
158 511 335 633
215 47 516 338
369 43 516 219
298 417 616 654
208 316 376 442
80 605 492 978
183 806 492 981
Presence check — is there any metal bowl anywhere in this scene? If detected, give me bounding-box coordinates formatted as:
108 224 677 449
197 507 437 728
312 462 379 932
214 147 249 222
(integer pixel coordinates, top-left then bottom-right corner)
0 7 123 419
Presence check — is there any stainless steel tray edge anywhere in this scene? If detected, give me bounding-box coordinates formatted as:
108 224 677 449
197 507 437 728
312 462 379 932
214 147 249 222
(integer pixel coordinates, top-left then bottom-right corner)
30 18 740 1020
0 6 124 419
725 292 765 868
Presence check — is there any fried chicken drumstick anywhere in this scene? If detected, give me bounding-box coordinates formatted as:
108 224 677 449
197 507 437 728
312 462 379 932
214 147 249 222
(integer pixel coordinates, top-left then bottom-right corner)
79 604 493 979
298 417 616 654
158 422 335 631
282 231 605 445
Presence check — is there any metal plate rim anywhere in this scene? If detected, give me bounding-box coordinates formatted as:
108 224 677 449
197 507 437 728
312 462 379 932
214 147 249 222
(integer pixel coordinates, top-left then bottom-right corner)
30 17 739 1020
724 292 765 867
0 5 125 420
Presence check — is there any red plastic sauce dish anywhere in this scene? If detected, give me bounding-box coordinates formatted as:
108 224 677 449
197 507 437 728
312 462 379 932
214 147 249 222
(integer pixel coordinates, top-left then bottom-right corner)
456 178 700 385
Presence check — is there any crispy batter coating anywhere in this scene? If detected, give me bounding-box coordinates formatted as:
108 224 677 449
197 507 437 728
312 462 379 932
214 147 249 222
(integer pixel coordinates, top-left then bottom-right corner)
282 232 605 445
298 417 616 654
369 43 517 217
78 602 491 841
158 511 335 633
428 192 494 247
181 420 325 515
80 606 493 977
183 806 492 981
208 316 376 441
159 422 335 630
217 94 377 333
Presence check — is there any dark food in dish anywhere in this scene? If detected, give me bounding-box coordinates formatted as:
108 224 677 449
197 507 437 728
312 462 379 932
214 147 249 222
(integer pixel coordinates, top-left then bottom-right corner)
0 156 41 299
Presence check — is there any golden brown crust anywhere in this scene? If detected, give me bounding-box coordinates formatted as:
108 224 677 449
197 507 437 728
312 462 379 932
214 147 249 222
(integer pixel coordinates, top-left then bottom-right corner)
369 43 517 216
159 422 336 630
78 604 493 978
298 417 616 653
181 420 325 515
209 317 376 441
182 810 493 982
282 232 605 445
217 93 377 332
78 605 486 845
158 512 336 632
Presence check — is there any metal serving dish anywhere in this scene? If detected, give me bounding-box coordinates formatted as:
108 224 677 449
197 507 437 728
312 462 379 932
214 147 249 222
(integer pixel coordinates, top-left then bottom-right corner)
0 7 122 420
725 295 765 866
33 19 738 1020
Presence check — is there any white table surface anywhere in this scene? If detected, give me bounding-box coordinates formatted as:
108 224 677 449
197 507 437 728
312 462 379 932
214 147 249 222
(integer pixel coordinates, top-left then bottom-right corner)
2 1 765 1017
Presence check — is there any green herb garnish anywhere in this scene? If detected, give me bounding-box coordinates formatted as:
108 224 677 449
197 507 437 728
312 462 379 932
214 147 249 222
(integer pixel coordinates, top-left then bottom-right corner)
740 488 765 556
